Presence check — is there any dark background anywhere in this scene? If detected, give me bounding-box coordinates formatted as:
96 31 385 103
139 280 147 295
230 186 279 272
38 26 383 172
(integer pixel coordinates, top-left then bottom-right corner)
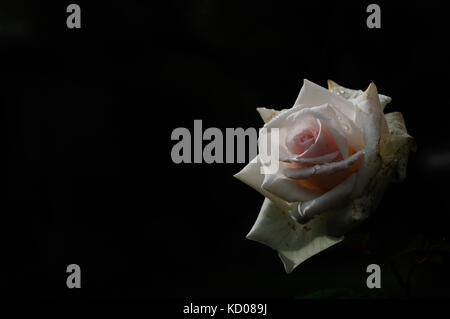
2 0 450 299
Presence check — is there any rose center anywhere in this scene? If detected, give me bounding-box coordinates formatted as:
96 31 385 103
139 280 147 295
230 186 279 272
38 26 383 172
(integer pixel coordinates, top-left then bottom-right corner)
291 129 317 154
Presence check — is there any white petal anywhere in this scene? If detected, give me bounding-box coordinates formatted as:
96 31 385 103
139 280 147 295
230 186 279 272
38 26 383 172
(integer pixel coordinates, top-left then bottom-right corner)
330 105 364 151
270 104 349 159
262 171 323 202
247 198 343 273
385 112 416 181
302 114 348 160
294 79 356 122
284 116 320 154
283 150 364 180
285 151 340 165
264 104 307 131
351 83 386 197
288 118 332 159
310 105 348 159
327 157 396 236
234 156 296 211
380 96 392 110
256 107 282 123
292 174 357 223
327 79 362 99
327 79 392 111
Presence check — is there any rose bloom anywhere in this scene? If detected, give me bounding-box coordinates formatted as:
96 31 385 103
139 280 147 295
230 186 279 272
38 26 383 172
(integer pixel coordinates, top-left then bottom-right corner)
235 79 415 273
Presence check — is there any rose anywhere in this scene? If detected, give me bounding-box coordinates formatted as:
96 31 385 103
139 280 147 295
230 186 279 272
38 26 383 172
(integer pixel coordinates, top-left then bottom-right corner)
235 79 415 273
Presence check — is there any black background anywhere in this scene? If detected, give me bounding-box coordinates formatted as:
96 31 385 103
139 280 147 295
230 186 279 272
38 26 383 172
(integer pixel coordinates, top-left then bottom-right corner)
2 0 450 299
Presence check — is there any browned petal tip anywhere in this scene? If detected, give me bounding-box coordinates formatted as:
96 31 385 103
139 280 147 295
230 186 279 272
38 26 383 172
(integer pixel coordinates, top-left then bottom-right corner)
364 82 378 97
327 79 335 90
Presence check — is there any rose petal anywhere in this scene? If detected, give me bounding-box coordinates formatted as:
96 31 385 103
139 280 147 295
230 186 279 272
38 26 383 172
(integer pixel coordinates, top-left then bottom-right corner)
326 156 396 237
283 150 364 180
269 104 349 160
299 106 348 159
301 118 347 160
284 117 320 155
385 112 416 181
351 83 387 197
256 107 282 123
247 198 343 273
284 151 340 165
329 105 364 151
327 79 392 111
291 173 357 224
234 156 295 211
327 79 362 100
294 79 356 122
261 170 323 202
